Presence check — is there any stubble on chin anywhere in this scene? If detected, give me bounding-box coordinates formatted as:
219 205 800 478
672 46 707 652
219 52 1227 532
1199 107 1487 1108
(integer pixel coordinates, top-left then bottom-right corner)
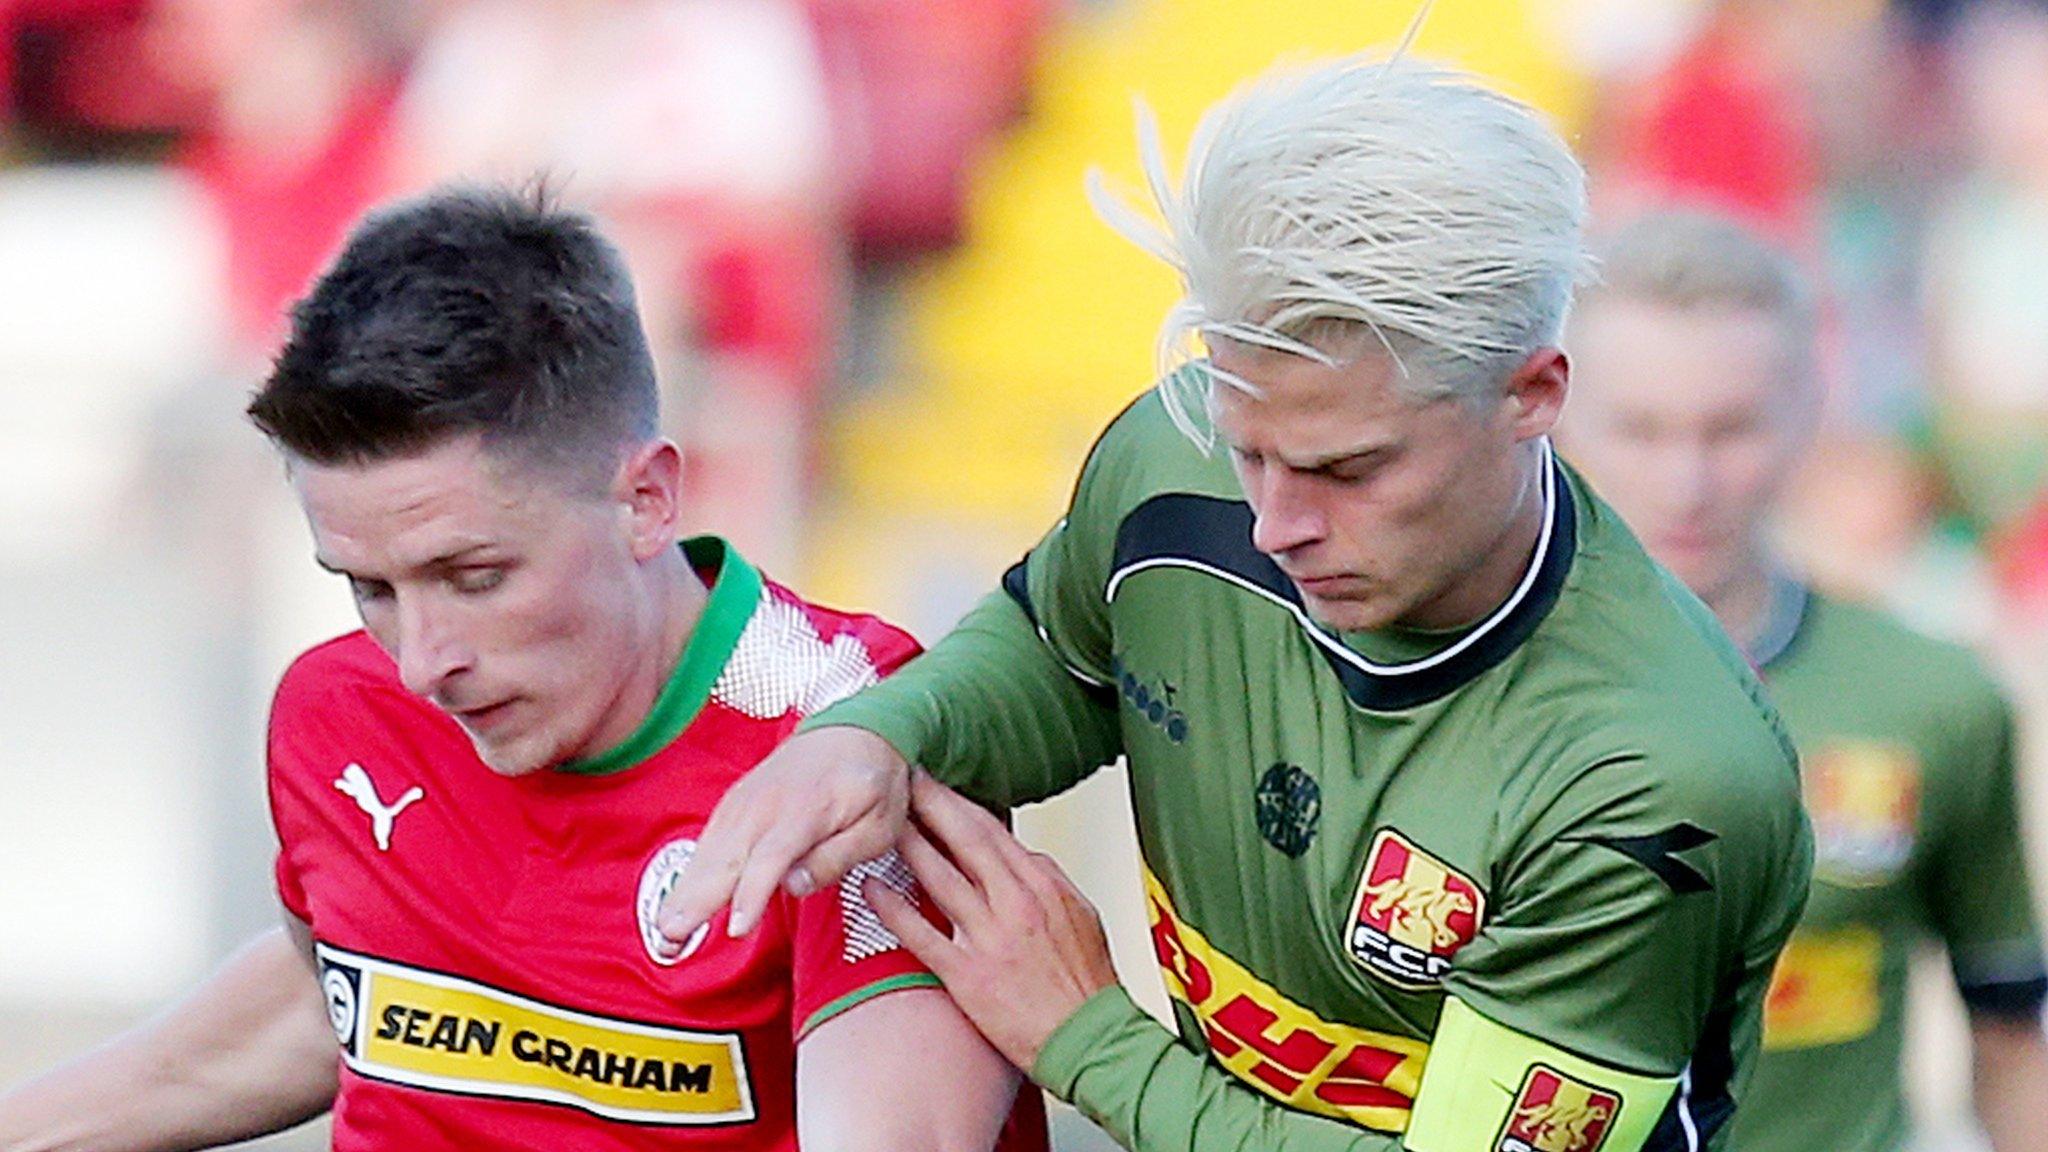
468 734 547 778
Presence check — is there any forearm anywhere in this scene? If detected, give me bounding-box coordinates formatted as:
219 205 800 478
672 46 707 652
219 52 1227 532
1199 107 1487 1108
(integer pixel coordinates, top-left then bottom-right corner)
1971 1013 2048 1152
1034 990 1395 1152
0 928 337 1152
0 1035 315 1152
810 591 1123 808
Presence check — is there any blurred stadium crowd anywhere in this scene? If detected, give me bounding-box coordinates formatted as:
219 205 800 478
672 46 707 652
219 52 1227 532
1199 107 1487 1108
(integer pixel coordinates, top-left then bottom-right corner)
0 0 2044 1148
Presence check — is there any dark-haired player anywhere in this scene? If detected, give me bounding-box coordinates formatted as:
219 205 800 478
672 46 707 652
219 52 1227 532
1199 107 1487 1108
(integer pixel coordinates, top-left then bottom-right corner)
0 186 1038 1152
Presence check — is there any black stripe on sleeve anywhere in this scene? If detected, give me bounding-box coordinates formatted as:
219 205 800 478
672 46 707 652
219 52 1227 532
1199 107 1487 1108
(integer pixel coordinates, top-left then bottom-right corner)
1644 993 1737 1151
1960 974 2048 1020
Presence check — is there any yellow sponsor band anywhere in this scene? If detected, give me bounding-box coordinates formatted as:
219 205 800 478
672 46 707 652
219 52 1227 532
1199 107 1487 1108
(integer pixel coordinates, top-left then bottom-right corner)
1762 925 1882 1050
1142 865 1429 1133
319 944 754 1125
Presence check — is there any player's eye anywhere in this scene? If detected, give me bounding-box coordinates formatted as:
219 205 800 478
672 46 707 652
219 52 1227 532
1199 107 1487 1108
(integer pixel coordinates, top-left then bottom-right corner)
1323 457 1383 485
1706 412 1765 443
1316 448 1392 486
449 566 508 596
348 577 393 604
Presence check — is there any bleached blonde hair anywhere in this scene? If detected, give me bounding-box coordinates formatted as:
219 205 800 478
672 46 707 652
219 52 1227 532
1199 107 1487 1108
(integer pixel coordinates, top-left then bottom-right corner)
1091 54 1595 444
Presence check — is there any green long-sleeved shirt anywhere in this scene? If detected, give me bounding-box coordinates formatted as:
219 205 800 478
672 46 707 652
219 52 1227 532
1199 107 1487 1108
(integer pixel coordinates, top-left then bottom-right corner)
818 388 1811 1151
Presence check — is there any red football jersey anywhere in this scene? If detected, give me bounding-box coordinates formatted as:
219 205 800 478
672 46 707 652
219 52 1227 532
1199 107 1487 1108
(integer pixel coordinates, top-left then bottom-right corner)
268 540 1044 1150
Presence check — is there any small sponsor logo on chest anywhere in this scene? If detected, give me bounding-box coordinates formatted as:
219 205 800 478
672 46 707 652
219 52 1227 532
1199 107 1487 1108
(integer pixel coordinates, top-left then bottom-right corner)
1496 1065 1620 1152
1345 828 1485 988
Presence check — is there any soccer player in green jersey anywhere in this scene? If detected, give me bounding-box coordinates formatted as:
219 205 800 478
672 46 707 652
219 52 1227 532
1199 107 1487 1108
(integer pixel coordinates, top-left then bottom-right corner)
1560 208 2048 1152
659 56 1814 1151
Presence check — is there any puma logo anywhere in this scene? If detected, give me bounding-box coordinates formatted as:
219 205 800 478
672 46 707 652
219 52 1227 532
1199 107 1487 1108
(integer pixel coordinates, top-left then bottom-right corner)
334 763 425 852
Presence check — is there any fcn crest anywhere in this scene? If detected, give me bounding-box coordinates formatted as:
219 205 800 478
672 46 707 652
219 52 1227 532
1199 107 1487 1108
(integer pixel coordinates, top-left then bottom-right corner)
1805 742 1920 887
1345 828 1485 988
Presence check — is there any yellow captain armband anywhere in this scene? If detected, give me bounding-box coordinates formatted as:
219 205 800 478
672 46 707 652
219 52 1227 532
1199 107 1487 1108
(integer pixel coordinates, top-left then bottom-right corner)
1403 999 1677 1152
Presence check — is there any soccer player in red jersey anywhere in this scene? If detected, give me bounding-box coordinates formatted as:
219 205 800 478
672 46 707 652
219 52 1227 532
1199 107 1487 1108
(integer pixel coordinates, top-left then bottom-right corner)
0 186 1040 1152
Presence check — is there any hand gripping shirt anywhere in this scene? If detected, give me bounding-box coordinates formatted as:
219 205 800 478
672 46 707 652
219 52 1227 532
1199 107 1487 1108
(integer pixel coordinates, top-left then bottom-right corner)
817 388 1814 1152
1732 585 2047 1152
270 537 1045 1151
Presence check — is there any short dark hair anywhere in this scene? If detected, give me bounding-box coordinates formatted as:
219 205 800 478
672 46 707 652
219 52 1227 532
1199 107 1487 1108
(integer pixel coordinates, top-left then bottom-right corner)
249 184 659 472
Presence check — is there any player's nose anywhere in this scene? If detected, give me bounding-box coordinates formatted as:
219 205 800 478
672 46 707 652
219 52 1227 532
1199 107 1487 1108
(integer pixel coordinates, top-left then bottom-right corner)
393 597 470 699
1248 469 1325 557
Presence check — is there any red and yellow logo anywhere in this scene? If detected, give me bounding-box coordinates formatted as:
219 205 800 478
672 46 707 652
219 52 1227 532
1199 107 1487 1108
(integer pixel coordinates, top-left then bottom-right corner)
1805 743 1919 886
1496 1065 1620 1152
1346 829 1485 987
1762 925 1882 1050
1143 865 1429 1133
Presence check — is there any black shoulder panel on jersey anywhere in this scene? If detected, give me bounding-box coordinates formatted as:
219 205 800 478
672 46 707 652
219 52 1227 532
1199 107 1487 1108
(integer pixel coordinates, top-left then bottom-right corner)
1105 458 1577 712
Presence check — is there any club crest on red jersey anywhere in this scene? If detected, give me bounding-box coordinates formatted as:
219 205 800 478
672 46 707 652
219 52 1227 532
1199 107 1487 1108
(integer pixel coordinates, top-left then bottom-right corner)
1345 828 1484 988
637 838 711 966
1496 1065 1620 1152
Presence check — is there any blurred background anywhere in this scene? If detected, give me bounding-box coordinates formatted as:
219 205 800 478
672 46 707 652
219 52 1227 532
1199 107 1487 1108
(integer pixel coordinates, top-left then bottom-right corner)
0 0 2043 1148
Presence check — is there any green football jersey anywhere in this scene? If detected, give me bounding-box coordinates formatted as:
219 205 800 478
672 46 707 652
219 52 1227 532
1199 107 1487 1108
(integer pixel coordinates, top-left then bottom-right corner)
1733 586 2047 1152
819 388 1813 1152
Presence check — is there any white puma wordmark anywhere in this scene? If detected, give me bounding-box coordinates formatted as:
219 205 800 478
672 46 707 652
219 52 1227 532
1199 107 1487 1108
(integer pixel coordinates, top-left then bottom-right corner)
334 763 425 852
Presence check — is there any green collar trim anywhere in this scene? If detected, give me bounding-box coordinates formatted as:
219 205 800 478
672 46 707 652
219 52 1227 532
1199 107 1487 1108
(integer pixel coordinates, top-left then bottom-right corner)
556 537 761 777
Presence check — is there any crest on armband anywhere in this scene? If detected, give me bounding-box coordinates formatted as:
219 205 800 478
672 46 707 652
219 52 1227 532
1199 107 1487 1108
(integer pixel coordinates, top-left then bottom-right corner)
1496 1065 1621 1152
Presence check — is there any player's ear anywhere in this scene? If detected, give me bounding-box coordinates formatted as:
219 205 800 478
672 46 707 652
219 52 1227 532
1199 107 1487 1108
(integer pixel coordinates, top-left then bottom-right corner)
1502 347 1568 443
614 438 685 561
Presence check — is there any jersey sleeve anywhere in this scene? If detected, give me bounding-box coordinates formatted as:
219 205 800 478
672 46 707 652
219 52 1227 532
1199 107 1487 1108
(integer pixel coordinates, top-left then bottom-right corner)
805 397 1164 807
787 848 944 1039
265 643 370 927
1036 987 1402 1151
1432 743 1812 1151
273 826 311 925
1923 685 2048 1017
1001 393 1137 691
267 679 311 923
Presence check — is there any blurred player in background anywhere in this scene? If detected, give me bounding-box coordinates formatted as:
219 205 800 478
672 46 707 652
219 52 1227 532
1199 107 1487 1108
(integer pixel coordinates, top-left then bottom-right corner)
1561 207 2048 1152
659 53 1813 1152
0 185 1037 1152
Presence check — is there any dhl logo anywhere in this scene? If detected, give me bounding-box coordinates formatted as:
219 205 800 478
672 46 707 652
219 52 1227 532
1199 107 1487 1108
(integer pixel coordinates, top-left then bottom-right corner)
1805 743 1920 886
1346 829 1485 988
1497 1065 1620 1152
1762 925 1882 1050
1142 865 1429 1133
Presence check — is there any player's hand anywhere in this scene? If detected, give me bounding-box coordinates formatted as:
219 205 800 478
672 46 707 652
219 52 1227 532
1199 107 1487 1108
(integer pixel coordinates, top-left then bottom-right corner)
658 725 911 943
864 770 1118 1071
